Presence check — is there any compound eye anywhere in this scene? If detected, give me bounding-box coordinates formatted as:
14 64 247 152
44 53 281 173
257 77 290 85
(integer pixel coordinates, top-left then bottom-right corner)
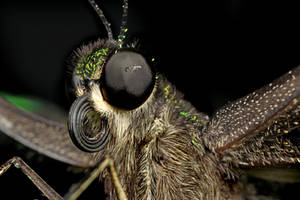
101 51 154 110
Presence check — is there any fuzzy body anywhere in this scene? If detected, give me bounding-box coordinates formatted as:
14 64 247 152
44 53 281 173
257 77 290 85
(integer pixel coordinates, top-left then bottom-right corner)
71 39 300 199
90 75 235 199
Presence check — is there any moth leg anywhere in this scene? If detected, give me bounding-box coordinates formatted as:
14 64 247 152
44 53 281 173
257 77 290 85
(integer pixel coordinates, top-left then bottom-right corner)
65 155 128 200
0 156 63 200
105 156 128 200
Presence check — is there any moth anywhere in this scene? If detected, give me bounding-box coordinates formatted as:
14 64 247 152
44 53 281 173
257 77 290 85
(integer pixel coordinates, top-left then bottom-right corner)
0 0 300 200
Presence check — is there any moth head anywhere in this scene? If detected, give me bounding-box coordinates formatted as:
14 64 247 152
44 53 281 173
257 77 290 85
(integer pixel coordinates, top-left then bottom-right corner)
67 0 155 153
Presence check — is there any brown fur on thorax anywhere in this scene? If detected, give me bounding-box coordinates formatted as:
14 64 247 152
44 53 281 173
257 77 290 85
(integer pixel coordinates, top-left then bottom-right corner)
91 75 238 200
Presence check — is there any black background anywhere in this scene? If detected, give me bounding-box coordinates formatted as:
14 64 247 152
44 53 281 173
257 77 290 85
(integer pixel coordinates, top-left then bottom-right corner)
0 0 300 199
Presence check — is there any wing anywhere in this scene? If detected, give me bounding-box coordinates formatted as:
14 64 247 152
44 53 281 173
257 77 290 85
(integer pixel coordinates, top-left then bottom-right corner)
0 96 96 168
204 66 300 168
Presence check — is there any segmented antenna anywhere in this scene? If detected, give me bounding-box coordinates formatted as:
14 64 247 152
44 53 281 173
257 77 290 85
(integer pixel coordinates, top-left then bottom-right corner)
88 0 129 47
88 0 114 40
118 0 129 47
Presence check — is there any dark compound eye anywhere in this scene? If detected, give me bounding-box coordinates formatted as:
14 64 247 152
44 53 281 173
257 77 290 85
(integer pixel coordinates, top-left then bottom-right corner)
101 50 154 110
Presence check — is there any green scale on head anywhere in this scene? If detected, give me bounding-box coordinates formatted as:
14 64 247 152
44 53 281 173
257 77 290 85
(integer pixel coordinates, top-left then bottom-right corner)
76 48 109 80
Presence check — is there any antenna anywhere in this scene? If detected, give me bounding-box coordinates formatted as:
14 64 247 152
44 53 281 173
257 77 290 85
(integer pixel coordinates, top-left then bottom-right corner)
88 0 114 40
118 0 128 47
88 0 129 46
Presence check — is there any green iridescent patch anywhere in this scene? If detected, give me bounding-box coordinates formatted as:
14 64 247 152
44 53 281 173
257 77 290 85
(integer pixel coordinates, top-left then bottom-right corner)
163 85 170 102
179 111 190 118
0 92 40 112
191 138 196 145
118 28 128 49
180 111 198 122
161 84 200 123
76 48 109 79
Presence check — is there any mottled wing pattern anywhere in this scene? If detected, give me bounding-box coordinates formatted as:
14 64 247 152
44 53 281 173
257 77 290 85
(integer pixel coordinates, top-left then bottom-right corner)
204 66 300 167
0 97 96 168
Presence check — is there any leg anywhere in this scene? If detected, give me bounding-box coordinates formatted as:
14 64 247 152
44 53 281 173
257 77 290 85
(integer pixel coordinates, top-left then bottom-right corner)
65 155 128 200
0 156 63 200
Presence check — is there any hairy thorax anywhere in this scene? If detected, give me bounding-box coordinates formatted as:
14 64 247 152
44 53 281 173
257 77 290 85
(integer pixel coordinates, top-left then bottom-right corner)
96 77 237 200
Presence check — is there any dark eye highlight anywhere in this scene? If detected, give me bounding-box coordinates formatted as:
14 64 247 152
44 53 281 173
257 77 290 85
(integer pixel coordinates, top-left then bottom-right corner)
101 50 154 110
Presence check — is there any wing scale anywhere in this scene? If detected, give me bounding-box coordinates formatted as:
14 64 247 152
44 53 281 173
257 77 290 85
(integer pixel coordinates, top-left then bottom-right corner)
0 97 96 168
205 66 300 168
